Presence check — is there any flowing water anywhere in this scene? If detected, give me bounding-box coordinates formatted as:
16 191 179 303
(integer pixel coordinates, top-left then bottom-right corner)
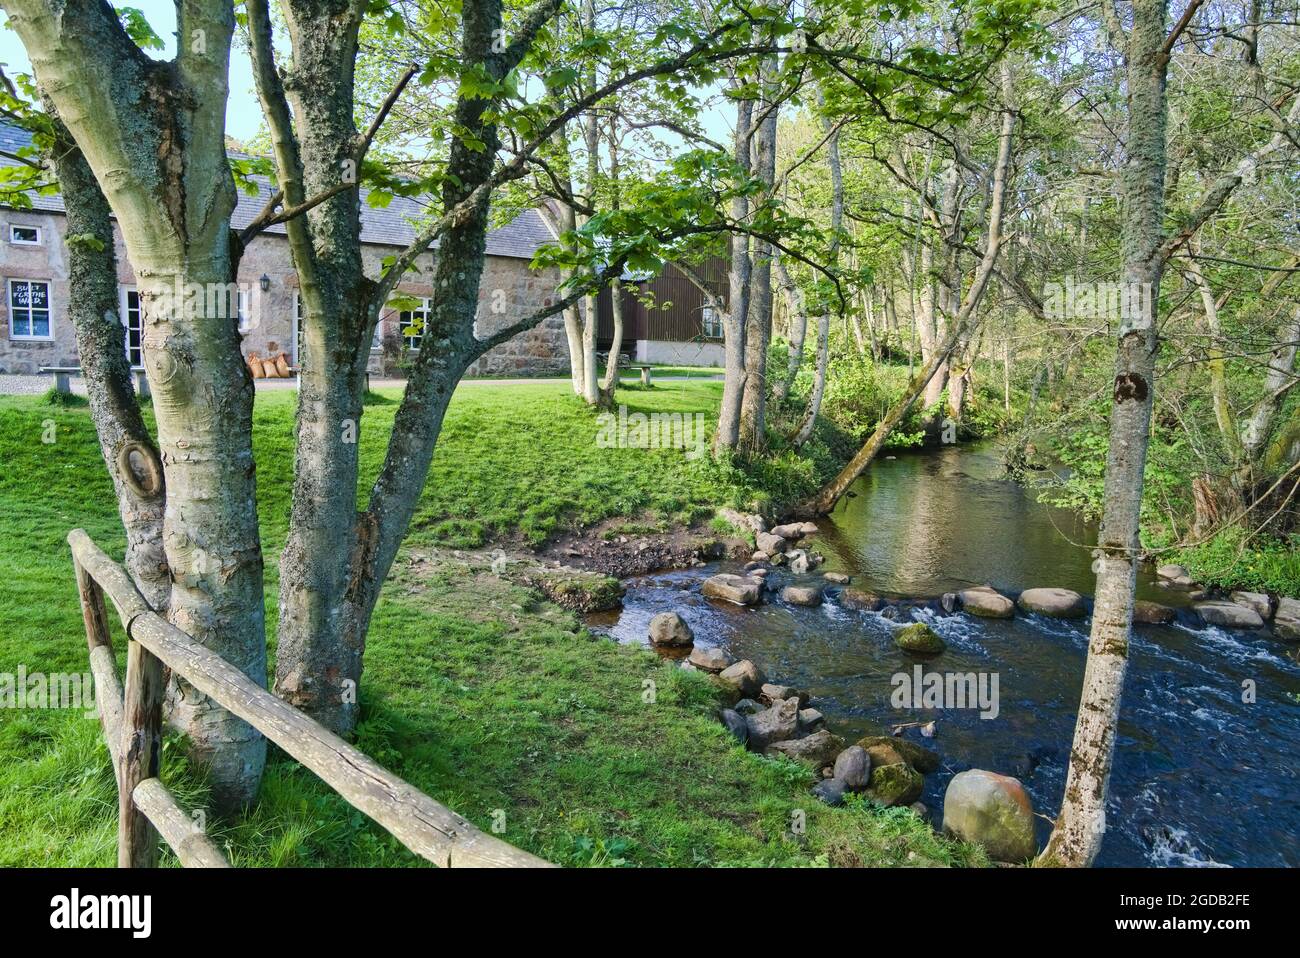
592 443 1300 866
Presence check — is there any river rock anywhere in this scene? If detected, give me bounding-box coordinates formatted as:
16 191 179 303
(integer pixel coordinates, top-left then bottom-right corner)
702 573 762 606
1195 600 1264 629
743 560 768 573
960 585 1015 618
895 622 947 655
718 508 766 535
755 531 787 555
765 729 846 769
770 523 804 541
1156 563 1188 581
648 611 693 647
750 567 769 579
856 735 941 774
832 745 871 791
866 762 924 807
719 708 748 745
824 572 851 585
761 682 808 706
688 645 734 672
941 769 1036 863
1230 591 1272 620
718 659 766 697
798 521 819 536
798 707 825 732
839 588 884 612
1132 600 1176 625
781 585 824 607
812 777 846 806
746 696 800 750
1274 597 1300 642
787 550 811 574
1017 587 1087 618
733 697 762 715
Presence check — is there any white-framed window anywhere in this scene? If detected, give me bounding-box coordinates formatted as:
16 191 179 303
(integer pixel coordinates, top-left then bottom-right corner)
236 289 253 333
120 286 143 367
701 304 722 339
8 278 52 340
398 298 430 351
9 224 41 246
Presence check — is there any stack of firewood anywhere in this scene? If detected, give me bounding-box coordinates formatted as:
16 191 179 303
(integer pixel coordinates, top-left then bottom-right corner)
246 351 294 379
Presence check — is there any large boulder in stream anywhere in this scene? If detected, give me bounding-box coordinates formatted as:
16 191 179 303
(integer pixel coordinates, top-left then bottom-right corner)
1230 591 1272 620
755 531 787 555
941 769 1037 863
688 645 734 672
648 611 693 647
1274 598 1300 643
840 588 884 612
894 622 947 655
702 573 762 606
781 585 824 607
1133 600 1176 625
1017 587 1087 619
1194 600 1264 630
959 586 1015 618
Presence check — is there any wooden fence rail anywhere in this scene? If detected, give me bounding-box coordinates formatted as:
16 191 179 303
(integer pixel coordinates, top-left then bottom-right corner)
69 528 550 868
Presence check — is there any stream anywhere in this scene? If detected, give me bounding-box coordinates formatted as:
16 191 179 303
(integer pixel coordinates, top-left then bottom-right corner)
591 443 1300 867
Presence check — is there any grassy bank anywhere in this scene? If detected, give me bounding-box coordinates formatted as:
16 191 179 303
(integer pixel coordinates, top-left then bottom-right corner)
0 381 981 867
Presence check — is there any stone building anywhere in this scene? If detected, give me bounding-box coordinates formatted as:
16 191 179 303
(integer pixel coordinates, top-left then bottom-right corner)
0 125 569 378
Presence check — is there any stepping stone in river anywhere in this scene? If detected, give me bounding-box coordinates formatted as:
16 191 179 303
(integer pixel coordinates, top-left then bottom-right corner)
959 585 1015 618
702 573 762 606
1194 600 1264 630
781 585 823 607
1017 587 1087 619
1132 600 1176 625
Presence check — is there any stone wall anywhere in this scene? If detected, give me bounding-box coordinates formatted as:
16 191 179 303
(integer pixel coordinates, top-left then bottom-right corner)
0 207 570 379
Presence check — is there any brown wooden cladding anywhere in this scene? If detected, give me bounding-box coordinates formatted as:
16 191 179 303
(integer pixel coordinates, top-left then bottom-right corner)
598 256 729 345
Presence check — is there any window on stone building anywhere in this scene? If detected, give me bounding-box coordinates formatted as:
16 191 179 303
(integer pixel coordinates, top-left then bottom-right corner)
8 279 51 340
398 299 430 351
9 225 41 245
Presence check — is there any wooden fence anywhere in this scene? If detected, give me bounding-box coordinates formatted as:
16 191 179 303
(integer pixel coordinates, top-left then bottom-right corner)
69 528 550 868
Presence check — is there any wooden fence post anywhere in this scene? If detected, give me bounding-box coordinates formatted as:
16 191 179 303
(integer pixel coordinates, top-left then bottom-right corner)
119 637 164 867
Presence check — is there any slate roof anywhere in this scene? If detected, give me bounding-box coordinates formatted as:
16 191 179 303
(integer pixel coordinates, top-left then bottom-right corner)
0 124 555 259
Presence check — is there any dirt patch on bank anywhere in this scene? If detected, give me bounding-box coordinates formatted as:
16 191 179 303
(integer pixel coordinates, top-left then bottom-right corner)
531 518 752 579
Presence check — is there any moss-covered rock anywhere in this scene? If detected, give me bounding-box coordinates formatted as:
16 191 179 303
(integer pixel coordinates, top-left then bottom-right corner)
866 762 924 807
894 622 946 655
856 735 941 774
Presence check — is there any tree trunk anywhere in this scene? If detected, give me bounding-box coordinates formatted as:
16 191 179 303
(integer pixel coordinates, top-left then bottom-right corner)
10 0 268 808
1040 0 1169 867
739 61 778 454
713 95 753 457
48 118 169 610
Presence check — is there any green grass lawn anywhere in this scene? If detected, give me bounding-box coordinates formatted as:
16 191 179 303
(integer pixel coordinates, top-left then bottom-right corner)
0 381 980 867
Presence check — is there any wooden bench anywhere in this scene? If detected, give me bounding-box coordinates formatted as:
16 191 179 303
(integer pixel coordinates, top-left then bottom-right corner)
627 364 652 386
41 365 151 398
